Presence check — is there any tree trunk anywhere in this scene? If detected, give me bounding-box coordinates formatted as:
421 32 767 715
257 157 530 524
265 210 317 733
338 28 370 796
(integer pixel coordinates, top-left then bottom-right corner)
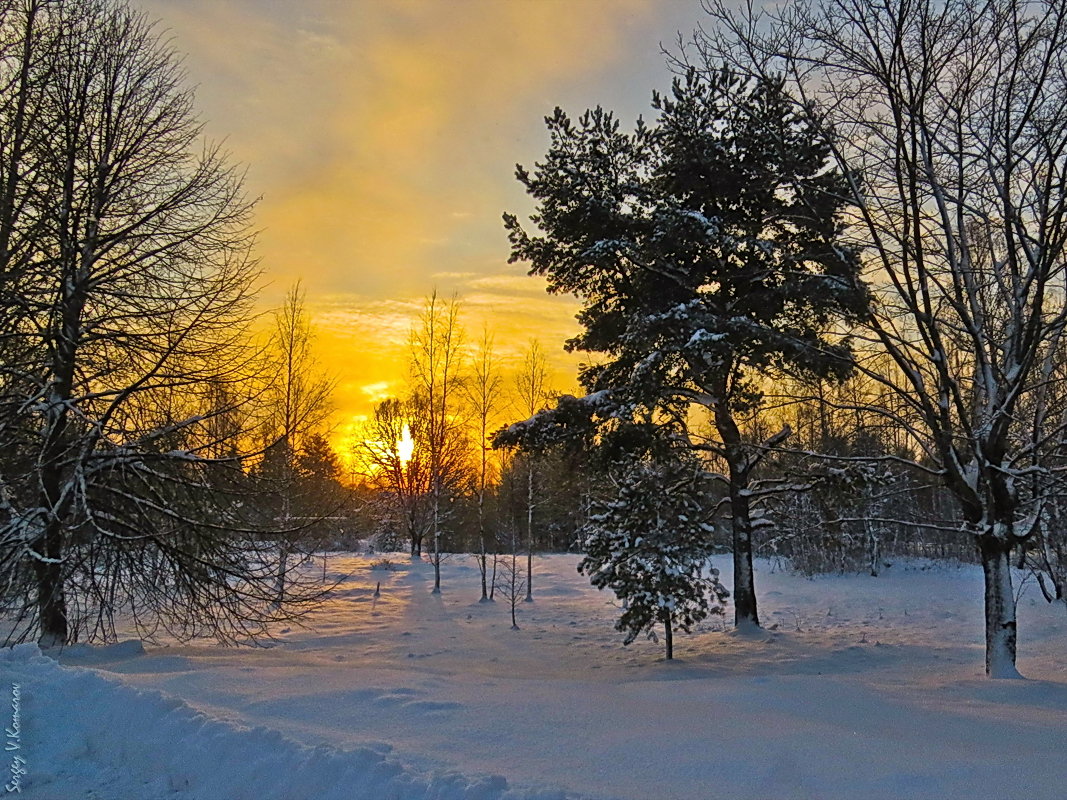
978 530 1021 678
713 399 760 630
525 461 534 602
478 487 488 602
34 520 68 647
730 480 760 630
867 520 880 578
1039 530 1064 601
37 395 72 646
663 615 674 660
510 548 519 629
408 508 421 558
274 546 289 607
431 487 441 594
276 489 291 606
36 315 80 646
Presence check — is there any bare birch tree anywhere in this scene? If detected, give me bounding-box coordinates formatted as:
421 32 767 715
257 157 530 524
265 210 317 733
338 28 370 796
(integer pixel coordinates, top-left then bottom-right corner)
410 290 468 593
261 281 335 604
494 526 527 630
514 339 549 602
464 328 504 601
355 396 431 556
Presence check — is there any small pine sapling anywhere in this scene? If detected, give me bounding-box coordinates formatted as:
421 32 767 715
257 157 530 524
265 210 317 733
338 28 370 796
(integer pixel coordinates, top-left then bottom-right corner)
579 457 728 659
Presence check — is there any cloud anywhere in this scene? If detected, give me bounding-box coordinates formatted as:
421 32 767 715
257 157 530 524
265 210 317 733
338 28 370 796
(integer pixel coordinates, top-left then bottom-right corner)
143 0 663 296
466 273 554 296
254 0 662 296
133 0 697 435
359 382 393 402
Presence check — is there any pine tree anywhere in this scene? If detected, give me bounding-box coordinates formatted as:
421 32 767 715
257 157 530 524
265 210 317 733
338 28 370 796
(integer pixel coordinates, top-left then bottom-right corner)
579 454 728 660
504 68 869 629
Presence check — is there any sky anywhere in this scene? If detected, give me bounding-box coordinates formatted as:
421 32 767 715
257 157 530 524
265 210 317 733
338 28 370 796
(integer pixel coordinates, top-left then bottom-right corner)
135 0 711 447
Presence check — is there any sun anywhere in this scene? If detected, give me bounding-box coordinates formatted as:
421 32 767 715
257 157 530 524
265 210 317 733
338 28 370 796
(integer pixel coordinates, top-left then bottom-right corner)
397 423 415 466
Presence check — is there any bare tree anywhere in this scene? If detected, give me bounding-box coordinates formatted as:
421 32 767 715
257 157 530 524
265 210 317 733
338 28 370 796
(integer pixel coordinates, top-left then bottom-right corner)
0 0 321 646
494 527 527 630
514 340 549 602
355 396 431 556
693 0 1067 675
1019 331 1067 604
463 327 504 601
260 281 335 604
410 290 469 593
264 283 335 456
0 0 51 353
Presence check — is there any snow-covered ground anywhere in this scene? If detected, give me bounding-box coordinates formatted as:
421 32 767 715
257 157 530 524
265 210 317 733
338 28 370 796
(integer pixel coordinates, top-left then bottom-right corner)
6 553 1067 799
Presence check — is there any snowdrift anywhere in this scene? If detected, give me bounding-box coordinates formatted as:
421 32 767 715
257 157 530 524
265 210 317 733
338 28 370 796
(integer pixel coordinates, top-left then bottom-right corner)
1 644 571 800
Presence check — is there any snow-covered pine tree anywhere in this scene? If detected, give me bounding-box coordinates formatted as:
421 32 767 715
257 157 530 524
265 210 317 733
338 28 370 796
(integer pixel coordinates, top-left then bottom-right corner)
504 68 869 630
579 454 728 660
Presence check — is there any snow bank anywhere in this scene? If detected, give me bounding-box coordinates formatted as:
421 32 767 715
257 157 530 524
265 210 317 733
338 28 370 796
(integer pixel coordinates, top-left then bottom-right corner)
0 644 571 800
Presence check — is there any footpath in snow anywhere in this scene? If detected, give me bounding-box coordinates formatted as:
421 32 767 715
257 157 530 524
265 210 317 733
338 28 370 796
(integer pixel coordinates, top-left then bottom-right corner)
4 553 1067 799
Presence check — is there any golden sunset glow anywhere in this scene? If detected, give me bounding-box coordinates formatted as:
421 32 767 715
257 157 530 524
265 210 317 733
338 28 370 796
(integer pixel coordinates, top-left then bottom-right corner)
135 0 707 450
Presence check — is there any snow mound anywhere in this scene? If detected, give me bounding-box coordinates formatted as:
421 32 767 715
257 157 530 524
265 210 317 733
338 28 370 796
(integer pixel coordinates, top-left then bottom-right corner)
1 645 573 800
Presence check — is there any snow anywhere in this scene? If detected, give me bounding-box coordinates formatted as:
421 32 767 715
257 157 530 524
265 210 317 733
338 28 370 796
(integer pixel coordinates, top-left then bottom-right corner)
6 554 1067 799
1 644 532 800
685 329 726 348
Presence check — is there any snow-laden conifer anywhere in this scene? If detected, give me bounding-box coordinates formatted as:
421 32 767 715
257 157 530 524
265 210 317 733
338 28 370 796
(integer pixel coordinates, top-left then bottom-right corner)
579 453 728 659
503 69 868 629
